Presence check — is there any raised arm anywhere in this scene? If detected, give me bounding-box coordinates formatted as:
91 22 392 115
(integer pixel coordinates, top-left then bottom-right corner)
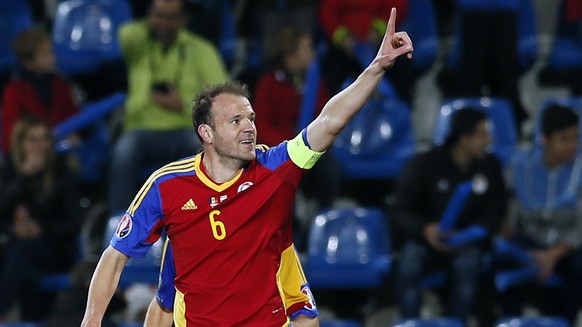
305 7 413 152
81 246 129 327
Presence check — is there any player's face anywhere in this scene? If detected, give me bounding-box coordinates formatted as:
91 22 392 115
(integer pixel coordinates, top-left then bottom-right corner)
543 125 579 166
461 120 492 159
209 94 257 162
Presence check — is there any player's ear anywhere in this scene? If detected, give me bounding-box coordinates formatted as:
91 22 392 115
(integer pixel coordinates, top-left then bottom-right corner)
198 124 213 143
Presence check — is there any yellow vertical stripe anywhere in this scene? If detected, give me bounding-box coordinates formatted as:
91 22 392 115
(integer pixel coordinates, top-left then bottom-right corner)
173 289 187 327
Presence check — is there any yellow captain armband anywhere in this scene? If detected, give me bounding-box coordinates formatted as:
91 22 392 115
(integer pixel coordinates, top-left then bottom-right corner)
287 131 325 169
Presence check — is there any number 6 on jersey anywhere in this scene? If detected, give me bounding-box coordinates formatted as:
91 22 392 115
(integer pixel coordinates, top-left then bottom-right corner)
209 210 226 240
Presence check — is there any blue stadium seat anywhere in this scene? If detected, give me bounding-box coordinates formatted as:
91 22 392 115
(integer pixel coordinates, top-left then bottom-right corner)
445 0 538 72
546 1 582 70
494 237 562 292
40 273 72 292
547 38 582 70
393 318 464 327
304 207 391 289
0 1 34 74
218 0 236 67
103 214 164 288
52 0 132 75
54 92 127 182
320 320 363 327
496 317 570 327
399 0 438 72
432 97 518 166
331 97 416 179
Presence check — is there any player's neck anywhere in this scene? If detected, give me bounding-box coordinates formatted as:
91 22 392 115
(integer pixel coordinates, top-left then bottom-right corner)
201 152 244 184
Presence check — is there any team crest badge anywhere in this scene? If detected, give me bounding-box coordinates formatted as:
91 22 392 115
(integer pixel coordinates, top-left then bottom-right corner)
115 214 133 239
237 181 253 193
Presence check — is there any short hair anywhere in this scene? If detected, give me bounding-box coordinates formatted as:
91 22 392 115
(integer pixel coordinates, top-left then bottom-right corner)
191 81 251 142
11 27 49 62
444 107 488 147
541 104 579 137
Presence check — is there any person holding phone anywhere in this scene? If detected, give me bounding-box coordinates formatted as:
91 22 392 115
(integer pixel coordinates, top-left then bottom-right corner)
108 0 228 218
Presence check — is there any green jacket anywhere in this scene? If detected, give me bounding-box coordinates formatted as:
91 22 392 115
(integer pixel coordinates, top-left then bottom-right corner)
119 20 228 131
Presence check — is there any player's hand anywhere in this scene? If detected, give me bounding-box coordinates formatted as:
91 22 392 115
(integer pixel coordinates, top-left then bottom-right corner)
374 7 413 71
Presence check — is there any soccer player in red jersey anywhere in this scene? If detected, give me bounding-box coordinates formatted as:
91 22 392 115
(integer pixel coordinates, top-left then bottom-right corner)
82 7 413 327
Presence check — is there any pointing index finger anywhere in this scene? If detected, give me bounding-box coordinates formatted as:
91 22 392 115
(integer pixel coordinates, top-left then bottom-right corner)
387 7 396 36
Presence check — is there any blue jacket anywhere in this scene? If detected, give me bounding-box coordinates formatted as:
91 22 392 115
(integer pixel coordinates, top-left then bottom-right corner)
507 146 582 247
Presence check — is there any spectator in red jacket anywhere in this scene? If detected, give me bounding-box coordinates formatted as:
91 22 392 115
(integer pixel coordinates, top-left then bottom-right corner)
1 27 79 153
253 27 329 145
252 26 342 251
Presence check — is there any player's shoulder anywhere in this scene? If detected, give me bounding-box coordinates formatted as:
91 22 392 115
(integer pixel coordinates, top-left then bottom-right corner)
147 155 198 183
255 144 270 153
254 142 294 169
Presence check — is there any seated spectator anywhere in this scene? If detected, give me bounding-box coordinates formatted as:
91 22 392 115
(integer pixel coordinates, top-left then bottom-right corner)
252 26 342 247
391 108 507 325
0 118 81 322
108 0 228 216
2 27 79 154
500 104 582 324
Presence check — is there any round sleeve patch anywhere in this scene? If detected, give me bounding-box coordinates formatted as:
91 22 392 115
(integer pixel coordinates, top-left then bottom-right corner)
115 214 133 239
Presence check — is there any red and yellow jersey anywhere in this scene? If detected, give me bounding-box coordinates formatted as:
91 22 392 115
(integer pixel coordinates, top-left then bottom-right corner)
111 131 322 326
156 239 318 320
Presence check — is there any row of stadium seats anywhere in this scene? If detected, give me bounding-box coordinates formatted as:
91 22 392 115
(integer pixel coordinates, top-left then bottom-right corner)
301 207 572 327
3 0 582 83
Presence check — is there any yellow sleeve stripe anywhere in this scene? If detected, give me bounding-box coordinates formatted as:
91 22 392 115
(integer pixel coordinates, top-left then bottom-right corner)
159 238 170 275
256 144 270 152
287 132 324 169
127 157 197 215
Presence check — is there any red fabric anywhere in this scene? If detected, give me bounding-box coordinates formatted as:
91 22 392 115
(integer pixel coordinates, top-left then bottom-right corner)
319 0 408 42
151 152 304 325
565 0 582 22
252 70 330 146
1 75 78 152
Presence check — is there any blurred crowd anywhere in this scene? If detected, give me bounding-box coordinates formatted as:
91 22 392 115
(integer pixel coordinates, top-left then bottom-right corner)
1 0 582 326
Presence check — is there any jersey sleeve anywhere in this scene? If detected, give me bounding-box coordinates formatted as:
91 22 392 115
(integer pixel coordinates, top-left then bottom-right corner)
110 179 165 257
156 239 176 310
279 246 319 320
286 129 325 169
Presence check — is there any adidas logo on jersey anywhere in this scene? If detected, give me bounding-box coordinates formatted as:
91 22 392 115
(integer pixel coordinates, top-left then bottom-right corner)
181 199 198 210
